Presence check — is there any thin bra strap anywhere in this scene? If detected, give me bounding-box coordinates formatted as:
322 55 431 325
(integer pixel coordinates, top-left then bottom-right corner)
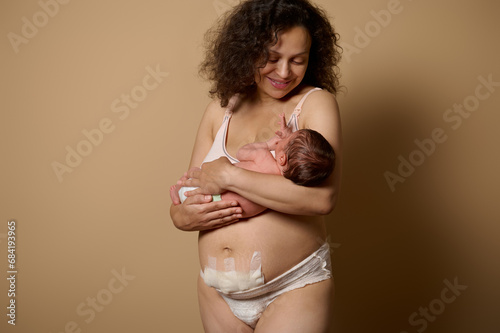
293 87 322 117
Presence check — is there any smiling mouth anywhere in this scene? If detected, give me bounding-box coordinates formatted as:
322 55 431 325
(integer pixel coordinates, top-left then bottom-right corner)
267 77 291 89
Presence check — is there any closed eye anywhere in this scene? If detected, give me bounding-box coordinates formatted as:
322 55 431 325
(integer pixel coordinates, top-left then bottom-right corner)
291 57 306 65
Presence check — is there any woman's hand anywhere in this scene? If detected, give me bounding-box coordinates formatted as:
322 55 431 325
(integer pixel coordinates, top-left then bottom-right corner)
170 194 243 231
180 157 234 196
170 166 243 231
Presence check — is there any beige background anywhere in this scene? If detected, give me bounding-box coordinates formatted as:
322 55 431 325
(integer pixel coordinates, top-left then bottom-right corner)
1 0 499 332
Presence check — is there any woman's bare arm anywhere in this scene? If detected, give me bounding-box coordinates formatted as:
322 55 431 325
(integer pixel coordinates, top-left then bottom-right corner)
169 101 243 231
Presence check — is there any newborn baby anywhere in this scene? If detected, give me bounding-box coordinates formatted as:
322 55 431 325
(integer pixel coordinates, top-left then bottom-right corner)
170 113 335 218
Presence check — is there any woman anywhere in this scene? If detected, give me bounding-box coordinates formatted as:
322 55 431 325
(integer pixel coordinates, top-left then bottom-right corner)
170 0 342 331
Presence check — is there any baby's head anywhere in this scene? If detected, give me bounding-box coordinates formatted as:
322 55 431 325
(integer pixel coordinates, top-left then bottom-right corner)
275 129 335 187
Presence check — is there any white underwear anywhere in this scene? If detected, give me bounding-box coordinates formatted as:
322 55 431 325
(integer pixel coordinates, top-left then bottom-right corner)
200 242 332 328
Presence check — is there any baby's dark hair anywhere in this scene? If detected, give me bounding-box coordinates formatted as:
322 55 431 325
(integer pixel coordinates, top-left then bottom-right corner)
283 129 335 187
200 0 342 107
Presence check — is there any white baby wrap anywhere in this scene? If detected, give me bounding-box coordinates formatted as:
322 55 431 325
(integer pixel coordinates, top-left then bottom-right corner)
177 186 197 203
178 186 221 203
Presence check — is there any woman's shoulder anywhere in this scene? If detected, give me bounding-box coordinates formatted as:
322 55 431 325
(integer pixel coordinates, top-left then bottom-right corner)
196 99 227 137
203 99 227 120
292 84 332 100
299 87 340 127
296 88 341 149
296 86 338 111
205 95 242 115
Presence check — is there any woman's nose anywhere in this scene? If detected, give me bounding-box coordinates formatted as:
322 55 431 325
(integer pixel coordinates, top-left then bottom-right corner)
276 60 291 78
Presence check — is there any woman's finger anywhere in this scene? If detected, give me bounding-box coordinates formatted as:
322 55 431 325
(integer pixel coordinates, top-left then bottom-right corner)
183 194 239 210
182 193 213 205
187 166 201 173
203 216 241 230
194 199 242 216
185 199 242 229
185 187 206 197
210 200 241 212
177 195 243 230
187 168 201 179
202 209 243 229
179 177 201 188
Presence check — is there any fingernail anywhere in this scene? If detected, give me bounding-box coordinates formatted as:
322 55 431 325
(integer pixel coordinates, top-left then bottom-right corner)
236 208 242 214
231 202 238 206
205 195 212 201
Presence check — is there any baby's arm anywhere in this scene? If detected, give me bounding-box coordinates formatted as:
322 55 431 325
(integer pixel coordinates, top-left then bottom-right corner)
236 141 272 161
237 113 293 161
220 191 266 218
170 168 267 218
228 143 284 217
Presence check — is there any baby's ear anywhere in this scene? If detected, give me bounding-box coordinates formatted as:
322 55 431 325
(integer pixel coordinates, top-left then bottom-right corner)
277 152 287 166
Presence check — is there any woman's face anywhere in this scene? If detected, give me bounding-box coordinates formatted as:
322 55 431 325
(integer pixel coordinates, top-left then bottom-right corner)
255 26 311 100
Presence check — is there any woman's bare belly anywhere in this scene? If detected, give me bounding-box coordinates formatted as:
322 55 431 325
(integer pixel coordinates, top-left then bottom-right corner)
198 210 327 282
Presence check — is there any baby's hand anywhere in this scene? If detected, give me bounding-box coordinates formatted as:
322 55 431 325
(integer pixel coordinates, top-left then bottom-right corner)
276 113 293 139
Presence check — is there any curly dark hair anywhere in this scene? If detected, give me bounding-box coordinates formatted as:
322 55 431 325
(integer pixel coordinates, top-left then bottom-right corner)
200 0 342 107
283 129 335 187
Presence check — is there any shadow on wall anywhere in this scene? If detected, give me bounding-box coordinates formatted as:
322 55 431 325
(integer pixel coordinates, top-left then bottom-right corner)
325 80 467 332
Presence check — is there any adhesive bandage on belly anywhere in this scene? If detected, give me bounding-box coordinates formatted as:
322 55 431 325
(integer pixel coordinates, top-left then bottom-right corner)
201 251 264 294
204 242 332 328
178 187 222 203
